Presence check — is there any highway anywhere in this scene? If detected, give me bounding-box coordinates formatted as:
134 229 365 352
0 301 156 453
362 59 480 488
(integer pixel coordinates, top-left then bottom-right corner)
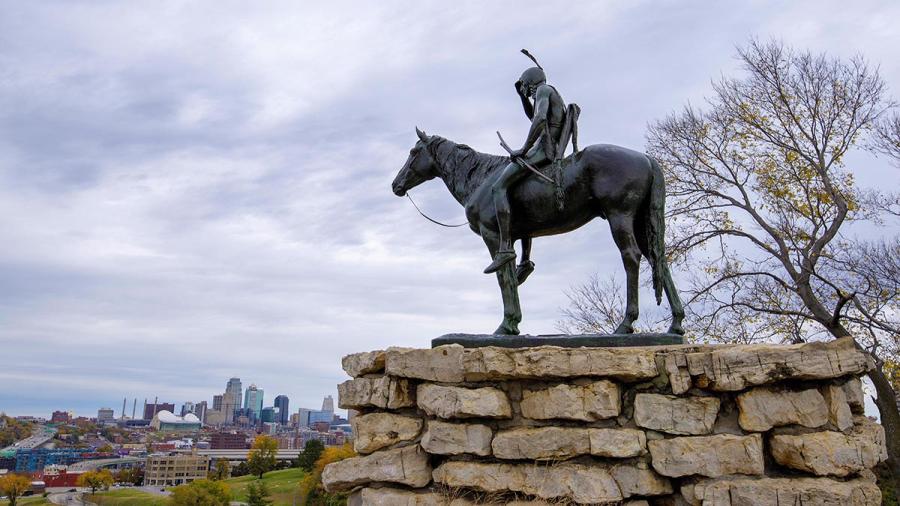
2 424 56 452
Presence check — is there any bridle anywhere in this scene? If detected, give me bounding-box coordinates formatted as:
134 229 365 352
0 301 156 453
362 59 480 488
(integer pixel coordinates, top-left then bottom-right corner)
402 137 469 228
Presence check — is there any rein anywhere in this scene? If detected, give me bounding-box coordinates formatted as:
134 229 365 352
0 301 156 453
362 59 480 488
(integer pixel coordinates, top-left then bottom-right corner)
405 193 468 228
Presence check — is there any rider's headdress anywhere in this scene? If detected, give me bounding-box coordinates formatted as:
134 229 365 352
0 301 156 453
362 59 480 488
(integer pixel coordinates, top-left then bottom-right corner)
518 49 546 88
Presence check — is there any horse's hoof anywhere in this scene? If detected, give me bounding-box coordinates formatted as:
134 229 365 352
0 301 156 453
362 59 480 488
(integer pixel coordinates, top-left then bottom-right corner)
516 261 535 285
614 323 634 334
493 323 520 335
667 323 685 336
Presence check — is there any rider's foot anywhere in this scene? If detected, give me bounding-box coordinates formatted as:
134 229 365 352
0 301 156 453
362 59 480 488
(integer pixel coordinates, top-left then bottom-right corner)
484 250 517 274
516 260 535 285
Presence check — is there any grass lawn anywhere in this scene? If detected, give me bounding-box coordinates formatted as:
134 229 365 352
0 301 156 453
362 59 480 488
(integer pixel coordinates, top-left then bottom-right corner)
89 489 168 506
0 496 52 506
224 467 305 504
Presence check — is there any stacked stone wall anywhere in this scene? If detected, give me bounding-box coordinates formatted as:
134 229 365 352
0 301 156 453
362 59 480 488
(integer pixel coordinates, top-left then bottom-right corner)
324 337 887 505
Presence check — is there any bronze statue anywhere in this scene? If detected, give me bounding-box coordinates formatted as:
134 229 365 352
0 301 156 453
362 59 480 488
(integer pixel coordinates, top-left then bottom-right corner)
392 51 684 336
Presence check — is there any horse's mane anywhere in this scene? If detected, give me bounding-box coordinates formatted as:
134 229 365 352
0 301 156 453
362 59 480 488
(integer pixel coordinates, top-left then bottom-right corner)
429 136 508 202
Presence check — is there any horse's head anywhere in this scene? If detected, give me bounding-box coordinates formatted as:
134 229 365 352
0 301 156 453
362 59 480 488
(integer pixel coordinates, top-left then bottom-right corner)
392 127 439 196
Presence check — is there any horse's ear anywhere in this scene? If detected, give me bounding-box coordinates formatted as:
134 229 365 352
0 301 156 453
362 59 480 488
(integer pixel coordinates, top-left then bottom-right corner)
416 127 428 142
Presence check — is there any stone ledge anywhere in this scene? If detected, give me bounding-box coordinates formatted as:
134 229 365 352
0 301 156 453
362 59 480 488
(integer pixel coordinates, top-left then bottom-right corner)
683 476 881 506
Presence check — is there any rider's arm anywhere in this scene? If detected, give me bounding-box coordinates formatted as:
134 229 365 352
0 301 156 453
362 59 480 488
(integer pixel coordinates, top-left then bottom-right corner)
519 85 550 153
516 81 534 120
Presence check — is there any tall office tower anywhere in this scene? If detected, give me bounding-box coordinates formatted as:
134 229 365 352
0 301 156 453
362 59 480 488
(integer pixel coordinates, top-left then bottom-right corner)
297 408 312 428
244 385 264 419
226 378 242 420
321 395 334 413
194 401 208 424
212 394 223 411
274 395 289 425
222 391 238 424
180 401 195 417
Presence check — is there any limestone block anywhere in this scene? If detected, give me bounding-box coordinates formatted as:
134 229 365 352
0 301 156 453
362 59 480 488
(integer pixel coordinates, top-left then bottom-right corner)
432 461 623 504
491 426 646 460
770 418 888 476
417 384 511 419
420 420 493 456
351 412 423 454
685 337 872 391
648 434 764 478
322 445 431 492
823 384 853 431
386 345 465 383
349 487 444 506
492 426 589 460
735 387 827 431
520 380 620 421
686 476 881 506
588 428 647 458
337 376 414 410
843 376 866 413
462 346 660 382
634 394 720 435
610 464 673 498
664 352 693 394
342 350 386 377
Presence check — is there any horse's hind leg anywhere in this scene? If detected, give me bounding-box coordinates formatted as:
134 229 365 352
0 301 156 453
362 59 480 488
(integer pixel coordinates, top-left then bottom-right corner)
608 214 641 334
661 264 685 335
481 227 521 335
516 237 535 285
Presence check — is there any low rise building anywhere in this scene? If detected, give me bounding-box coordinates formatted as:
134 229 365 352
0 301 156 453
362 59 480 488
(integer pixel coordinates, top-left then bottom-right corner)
210 432 247 450
144 453 210 486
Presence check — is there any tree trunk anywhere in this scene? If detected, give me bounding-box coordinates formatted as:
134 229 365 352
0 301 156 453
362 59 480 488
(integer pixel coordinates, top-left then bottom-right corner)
869 365 900 487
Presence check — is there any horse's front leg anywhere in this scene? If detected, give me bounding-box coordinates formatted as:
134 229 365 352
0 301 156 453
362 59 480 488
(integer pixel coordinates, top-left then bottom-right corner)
516 237 535 286
482 228 521 335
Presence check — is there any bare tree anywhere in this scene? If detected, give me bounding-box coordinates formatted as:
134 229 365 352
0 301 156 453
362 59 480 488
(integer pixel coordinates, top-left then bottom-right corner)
644 39 900 481
875 113 900 163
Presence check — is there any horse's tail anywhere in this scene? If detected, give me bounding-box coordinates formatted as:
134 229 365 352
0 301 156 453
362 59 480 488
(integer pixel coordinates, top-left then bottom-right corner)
646 156 666 305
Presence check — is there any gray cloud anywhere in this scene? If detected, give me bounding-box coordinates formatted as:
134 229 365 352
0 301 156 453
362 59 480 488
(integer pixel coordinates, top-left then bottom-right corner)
1 0 898 416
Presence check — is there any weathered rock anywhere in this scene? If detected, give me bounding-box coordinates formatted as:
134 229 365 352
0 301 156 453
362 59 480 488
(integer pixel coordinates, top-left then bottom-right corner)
589 428 647 458
648 434 764 478
610 464 673 498
843 376 866 414
770 418 888 476
342 350 386 377
417 384 511 419
492 426 589 460
420 420 493 456
462 346 660 382
351 412 423 454
823 384 853 431
634 394 719 435
686 476 882 506
349 487 443 506
520 380 620 421
686 337 872 391
663 352 693 394
386 346 465 383
322 445 431 492
337 376 414 410
735 387 827 432
491 426 646 460
432 461 623 504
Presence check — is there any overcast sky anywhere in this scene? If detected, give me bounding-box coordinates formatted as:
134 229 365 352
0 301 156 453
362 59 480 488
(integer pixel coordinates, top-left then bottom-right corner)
1 1 899 418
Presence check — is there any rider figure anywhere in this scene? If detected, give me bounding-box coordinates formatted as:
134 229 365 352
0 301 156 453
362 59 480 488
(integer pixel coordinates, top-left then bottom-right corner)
484 62 568 274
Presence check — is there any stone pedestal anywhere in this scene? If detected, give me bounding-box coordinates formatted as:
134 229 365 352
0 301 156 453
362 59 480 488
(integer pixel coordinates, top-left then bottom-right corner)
327 337 885 505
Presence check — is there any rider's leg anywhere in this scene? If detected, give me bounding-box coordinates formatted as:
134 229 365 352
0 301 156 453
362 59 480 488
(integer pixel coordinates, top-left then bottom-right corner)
484 161 527 273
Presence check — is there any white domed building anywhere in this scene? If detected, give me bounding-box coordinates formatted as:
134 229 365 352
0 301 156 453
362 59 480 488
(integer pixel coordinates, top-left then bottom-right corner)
150 410 202 433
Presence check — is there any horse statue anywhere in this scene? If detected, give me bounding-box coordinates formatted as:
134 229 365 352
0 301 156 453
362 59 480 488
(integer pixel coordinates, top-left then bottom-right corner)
392 127 685 336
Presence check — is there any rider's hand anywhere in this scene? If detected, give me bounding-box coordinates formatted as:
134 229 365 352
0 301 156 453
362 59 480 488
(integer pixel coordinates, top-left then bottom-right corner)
509 148 525 159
